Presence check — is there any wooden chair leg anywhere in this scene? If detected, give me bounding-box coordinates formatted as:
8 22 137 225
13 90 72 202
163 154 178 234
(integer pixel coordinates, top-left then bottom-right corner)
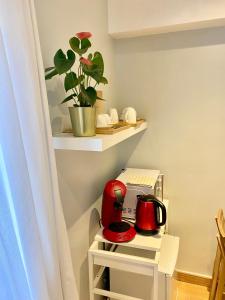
209 246 221 300
215 259 225 300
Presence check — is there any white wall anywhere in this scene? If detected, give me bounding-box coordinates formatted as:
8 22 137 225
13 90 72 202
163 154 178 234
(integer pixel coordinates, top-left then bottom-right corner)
108 0 225 38
115 26 225 276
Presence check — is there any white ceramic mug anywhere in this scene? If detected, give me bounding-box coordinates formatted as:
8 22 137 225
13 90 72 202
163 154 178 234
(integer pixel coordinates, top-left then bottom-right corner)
121 107 137 124
110 108 119 124
96 114 112 128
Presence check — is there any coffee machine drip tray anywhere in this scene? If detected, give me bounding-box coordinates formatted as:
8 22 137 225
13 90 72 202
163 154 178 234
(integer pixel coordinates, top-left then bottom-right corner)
103 221 136 243
109 221 130 232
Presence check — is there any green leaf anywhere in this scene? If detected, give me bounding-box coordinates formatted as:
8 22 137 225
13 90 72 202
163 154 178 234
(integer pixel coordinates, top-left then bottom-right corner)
81 65 92 76
86 69 101 83
88 53 93 60
69 37 91 55
86 87 97 106
80 86 97 106
99 76 108 84
82 63 97 75
45 68 58 80
82 64 101 83
54 49 75 74
92 52 104 77
81 38 91 49
81 52 105 83
69 37 89 55
69 37 80 53
64 72 78 92
61 93 77 104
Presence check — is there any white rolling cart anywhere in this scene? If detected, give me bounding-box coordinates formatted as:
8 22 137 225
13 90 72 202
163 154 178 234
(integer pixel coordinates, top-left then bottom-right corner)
88 200 179 300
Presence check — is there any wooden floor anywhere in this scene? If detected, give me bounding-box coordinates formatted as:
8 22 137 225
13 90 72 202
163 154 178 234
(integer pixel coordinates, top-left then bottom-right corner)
173 281 225 300
172 281 209 300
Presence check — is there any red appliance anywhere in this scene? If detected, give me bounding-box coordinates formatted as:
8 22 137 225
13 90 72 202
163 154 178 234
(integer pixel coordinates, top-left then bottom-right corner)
101 180 136 243
135 194 166 235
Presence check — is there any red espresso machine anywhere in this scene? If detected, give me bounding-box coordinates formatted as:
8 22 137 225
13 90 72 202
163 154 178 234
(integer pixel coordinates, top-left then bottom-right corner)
101 180 136 243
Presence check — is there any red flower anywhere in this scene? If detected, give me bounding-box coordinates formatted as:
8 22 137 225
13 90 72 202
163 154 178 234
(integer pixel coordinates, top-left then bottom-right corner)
80 57 92 66
76 32 92 40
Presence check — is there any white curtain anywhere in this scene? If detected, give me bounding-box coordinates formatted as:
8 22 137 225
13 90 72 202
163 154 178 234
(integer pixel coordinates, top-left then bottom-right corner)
0 0 79 299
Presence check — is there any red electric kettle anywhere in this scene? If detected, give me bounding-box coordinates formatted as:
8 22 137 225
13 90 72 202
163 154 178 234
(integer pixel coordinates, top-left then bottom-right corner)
135 194 166 235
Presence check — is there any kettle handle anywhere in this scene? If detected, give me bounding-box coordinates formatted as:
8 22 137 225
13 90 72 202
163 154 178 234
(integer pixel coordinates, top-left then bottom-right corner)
152 198 167 226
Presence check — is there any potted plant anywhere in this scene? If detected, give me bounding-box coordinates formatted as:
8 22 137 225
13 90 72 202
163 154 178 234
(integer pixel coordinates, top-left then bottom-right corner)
45 32 108 136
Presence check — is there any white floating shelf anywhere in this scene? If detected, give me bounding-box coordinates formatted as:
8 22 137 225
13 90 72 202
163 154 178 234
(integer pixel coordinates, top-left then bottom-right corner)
53 122 147 152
